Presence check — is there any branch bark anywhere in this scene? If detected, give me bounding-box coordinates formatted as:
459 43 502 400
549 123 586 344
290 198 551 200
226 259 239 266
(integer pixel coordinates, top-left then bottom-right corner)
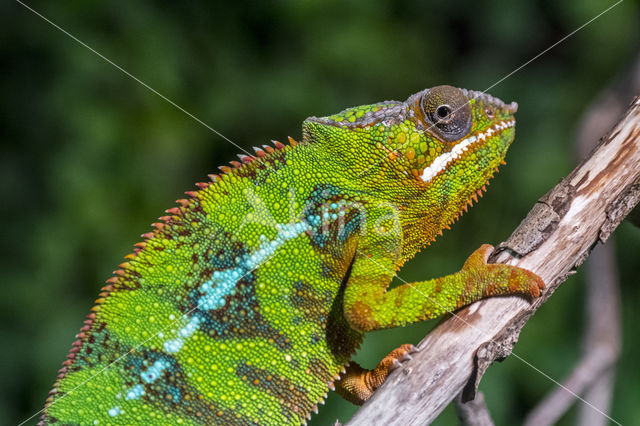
523 244 621 426
346 97 640 426
521 53 635 426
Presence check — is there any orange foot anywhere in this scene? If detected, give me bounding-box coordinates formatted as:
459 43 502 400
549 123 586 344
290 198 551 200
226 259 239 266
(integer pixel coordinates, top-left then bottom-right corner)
466 244 546 299
335 343 418 405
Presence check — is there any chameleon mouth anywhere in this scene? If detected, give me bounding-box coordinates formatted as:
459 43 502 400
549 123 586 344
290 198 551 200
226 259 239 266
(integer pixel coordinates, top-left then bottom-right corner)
419 119 515 182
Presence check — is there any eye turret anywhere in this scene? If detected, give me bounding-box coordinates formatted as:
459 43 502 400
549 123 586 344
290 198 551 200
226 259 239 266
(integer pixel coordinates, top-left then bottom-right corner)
420 85 472 142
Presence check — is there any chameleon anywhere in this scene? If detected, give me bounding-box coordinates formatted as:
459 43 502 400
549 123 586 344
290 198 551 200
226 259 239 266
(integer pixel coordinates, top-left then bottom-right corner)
40 85 544 425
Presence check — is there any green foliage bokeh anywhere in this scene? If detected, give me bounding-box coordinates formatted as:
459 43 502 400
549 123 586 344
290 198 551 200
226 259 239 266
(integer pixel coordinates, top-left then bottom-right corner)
2 1 639 424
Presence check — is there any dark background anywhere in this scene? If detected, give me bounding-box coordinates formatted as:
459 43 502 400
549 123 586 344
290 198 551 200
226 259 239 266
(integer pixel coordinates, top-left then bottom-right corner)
2 1 639 424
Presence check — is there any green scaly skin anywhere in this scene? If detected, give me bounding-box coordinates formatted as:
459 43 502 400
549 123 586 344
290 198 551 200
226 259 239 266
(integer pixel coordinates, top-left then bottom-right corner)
41 86 544 425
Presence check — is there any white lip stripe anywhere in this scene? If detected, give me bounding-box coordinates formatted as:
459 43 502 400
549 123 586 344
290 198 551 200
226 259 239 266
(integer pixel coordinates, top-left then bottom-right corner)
419 119 515 182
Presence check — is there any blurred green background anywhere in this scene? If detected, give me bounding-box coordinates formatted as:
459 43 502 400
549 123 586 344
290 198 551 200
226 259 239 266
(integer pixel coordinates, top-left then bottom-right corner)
2 1 640 424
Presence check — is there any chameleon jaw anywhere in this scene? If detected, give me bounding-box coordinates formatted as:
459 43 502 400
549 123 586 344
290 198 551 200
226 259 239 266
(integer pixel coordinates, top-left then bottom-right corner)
419 119 515 182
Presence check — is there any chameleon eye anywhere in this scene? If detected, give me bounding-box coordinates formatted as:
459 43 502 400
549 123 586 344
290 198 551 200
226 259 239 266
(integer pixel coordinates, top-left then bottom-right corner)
421 85 472 142
435 105 452 121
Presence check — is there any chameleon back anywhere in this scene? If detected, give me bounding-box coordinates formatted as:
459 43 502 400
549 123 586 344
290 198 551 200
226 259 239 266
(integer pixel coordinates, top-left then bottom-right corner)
42 142 366 425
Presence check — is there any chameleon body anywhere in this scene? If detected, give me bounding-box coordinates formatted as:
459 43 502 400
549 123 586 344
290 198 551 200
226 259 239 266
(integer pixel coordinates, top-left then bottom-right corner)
41 86 544 425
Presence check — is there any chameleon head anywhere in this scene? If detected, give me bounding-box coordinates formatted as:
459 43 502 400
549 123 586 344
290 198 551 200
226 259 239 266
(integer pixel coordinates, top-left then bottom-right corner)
392 85 519 238
304 85 517 189
400 85 518 185
303 85 517 246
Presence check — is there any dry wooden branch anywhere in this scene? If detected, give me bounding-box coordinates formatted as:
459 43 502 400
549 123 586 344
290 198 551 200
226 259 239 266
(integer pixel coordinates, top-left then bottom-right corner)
346 98 640 426
523 244 621 426
522 56 635 426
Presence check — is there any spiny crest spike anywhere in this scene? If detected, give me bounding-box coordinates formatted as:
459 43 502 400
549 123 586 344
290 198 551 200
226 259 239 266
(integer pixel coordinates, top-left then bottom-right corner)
165 207 181 215
124 253 137 260
262 144 275 153
238 154 254 163
288 136 298 146
218 165 232 174
272 140 285 149
159 215 172 222
208 174 220 182
134 242 147 249
195 182 209 189
253 146 267 157
176 198 190 207
185 191 198 198
229 160 242 168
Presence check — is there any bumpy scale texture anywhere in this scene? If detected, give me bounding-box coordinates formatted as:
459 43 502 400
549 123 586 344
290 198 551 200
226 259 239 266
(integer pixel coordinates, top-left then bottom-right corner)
41 86 543 425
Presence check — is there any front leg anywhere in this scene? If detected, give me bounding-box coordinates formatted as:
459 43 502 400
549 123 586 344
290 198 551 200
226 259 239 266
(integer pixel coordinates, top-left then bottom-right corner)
333 204 543 404
344 241 544 332
336 240 543 404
